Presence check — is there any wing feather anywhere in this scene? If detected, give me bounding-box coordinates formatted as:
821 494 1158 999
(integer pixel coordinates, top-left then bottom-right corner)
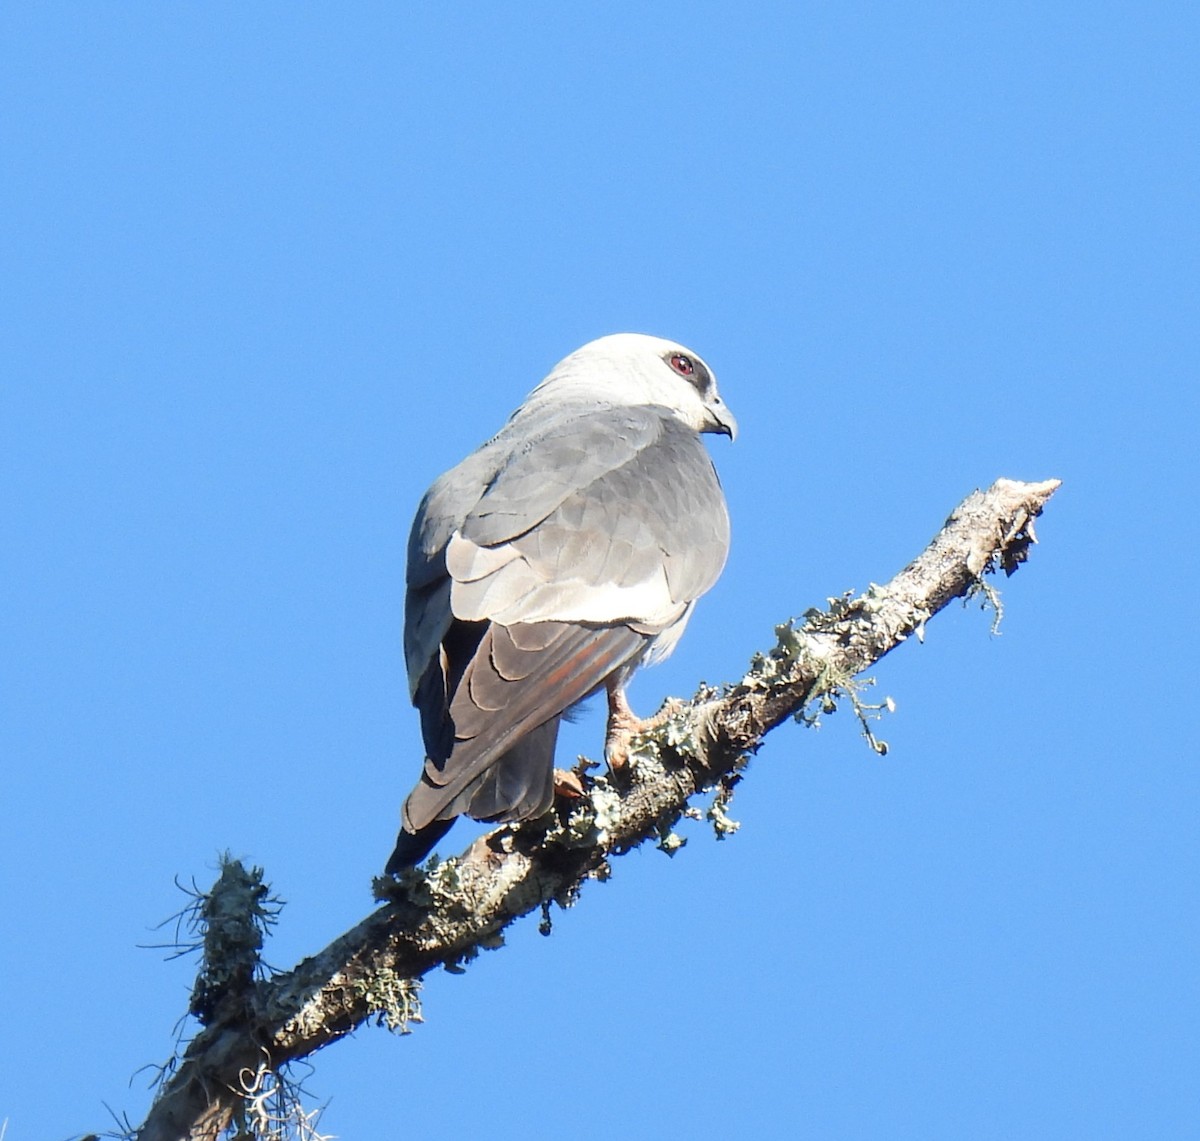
402 621 647 828
446 413 728 629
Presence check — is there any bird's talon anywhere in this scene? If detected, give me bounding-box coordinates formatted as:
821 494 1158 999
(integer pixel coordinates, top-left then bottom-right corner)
605 740 631 772
553 768 586 798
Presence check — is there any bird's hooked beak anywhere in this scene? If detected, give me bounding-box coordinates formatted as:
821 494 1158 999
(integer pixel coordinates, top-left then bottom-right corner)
709 401 738 442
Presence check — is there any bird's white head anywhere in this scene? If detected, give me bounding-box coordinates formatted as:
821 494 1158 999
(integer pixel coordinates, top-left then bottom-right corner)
526 333 737 440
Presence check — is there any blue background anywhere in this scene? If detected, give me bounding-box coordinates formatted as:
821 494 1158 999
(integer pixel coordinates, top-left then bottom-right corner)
2 4 1196 1138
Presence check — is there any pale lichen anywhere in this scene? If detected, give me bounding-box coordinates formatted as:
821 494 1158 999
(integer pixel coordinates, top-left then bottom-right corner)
587 779 624 845
707 778 741 839
655 826 687 856
966 574 1005 635
353 970 423 1035
661 705 703 759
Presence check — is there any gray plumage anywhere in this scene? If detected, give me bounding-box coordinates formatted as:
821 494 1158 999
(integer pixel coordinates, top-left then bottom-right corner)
386 333 735 872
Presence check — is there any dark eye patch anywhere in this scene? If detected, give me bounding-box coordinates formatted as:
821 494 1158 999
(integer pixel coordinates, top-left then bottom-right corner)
665 352 713 396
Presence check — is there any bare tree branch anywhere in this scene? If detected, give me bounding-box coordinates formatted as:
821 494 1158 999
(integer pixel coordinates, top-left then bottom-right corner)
134 477 1060 1141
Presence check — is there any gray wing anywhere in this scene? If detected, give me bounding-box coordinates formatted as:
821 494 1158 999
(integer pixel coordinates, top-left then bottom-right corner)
403 405 667 694
399 405 729 838
447 408 730 627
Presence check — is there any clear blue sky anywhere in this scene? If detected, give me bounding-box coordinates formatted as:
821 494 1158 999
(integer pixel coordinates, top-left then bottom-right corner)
2 4 1197 1138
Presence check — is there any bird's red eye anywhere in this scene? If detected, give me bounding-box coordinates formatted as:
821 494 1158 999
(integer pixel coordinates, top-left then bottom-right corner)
669 353 694 376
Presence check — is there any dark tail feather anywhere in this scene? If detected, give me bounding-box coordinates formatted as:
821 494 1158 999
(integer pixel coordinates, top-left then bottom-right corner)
463 717 559 823
385 817 454 874
387 718 562 874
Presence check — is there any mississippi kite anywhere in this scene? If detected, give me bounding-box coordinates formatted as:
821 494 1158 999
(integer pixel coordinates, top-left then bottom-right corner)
386 333 735 871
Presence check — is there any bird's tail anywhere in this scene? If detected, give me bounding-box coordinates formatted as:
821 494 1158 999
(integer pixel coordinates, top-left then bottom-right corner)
384 817 454 874
384 717 561 874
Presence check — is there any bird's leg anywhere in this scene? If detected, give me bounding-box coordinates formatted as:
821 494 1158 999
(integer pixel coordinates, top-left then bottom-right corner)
605 679 659 771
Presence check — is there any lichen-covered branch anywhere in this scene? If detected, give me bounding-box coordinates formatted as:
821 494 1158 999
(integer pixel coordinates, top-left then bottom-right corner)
134 477 1060 1141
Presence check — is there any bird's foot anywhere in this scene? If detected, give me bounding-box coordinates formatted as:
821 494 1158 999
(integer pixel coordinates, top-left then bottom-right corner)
553 767 586 799
605 705 672 772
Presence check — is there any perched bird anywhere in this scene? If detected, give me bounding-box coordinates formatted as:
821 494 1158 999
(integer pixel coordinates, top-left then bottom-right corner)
386 333 735 872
